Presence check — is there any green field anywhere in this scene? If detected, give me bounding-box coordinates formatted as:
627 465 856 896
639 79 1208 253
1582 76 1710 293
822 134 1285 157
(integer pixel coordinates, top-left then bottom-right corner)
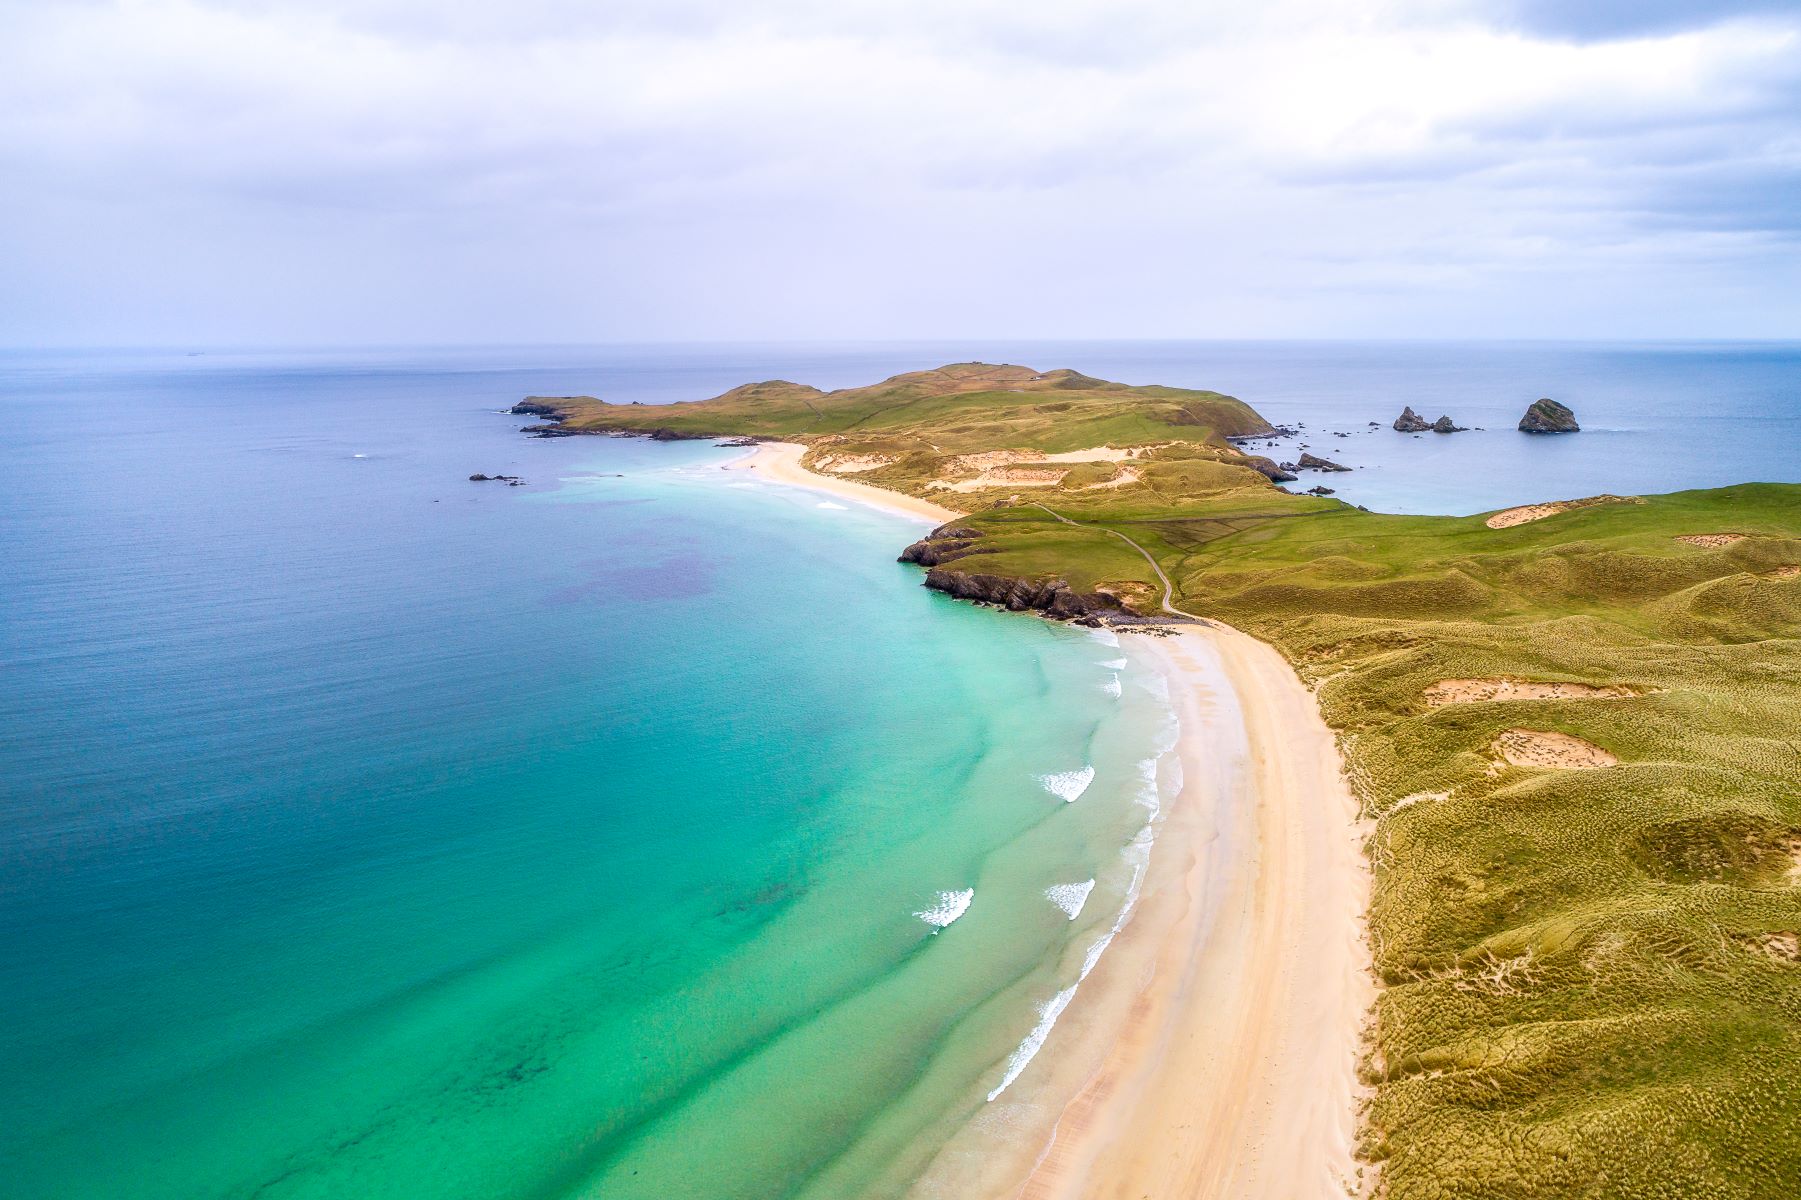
534 365 1801 1198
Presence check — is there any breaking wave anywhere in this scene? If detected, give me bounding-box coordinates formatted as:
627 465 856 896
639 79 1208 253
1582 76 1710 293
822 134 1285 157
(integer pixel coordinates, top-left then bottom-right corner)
1102 674 1122 699
1045 879 1096 921
1037 765 1095 803
987 985 1078 1102
915 888 974 931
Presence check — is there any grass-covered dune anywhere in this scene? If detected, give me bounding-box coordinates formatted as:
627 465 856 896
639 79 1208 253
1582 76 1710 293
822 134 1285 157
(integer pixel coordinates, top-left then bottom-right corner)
528 364 1801 1197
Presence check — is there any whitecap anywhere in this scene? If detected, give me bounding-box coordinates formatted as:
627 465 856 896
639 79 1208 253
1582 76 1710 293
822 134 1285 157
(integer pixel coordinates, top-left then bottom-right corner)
1099 657 1127 670
817 501 849 510
915 888 974 931
987 985 1078 1102
1037 765 1095 803
1102 674 1122 699
1045 879 1095 921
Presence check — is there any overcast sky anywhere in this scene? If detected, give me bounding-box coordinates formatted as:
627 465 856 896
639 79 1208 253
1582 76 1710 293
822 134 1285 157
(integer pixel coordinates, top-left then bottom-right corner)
2 0 1797 345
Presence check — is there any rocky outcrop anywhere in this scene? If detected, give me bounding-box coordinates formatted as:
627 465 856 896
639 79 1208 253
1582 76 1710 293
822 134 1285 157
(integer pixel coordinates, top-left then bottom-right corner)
1519 398 1579 433
1393 406 1432 432
1243 455 1299 483
510 399 572 420
469 473 524 485
1305 485 1336 496
897 525 995 568
922 568 1127 620
1431 415 1467 433
1297 452 1351 472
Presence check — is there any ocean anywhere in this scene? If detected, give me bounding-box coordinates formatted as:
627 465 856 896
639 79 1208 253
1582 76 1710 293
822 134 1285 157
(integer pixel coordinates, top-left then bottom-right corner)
2 342 1795 1199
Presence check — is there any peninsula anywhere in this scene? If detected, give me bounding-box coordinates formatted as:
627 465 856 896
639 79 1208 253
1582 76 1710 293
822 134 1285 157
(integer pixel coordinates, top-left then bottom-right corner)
520 363 1801 1199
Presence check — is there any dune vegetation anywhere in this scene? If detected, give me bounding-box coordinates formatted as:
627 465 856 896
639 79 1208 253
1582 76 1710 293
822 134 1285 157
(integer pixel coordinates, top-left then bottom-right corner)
529 364 1801 1198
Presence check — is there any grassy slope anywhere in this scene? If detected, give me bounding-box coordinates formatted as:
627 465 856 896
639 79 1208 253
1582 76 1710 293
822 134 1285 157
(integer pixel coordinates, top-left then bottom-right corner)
539 365 1801 1197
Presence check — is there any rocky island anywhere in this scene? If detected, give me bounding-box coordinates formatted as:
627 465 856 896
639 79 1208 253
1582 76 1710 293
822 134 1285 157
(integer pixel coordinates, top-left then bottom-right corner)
1519 396 1580 432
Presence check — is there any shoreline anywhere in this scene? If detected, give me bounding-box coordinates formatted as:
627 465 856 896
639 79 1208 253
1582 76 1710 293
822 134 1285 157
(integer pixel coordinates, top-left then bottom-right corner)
907 625 1373 1200
1024 625 1373 1199
750 444 1376 1198
733 441 964 525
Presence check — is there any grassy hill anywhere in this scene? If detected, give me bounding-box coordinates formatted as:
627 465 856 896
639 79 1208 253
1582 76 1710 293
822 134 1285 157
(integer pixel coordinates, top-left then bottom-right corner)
527 364 1801 1198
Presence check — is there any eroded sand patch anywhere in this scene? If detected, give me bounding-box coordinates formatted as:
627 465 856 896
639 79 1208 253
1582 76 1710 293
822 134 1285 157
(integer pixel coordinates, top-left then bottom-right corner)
1427 678 1641 706
928 465 1068 493
1676 533 1748 548
1772 565 1801 579
813 453 894 474
1485 494 1641 529
1081 467 1142 490
1738 932 1801 964
1494 728 1618 770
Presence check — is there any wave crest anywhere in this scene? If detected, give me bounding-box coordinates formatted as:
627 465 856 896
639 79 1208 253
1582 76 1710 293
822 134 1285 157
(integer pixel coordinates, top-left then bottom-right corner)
915 888 974 930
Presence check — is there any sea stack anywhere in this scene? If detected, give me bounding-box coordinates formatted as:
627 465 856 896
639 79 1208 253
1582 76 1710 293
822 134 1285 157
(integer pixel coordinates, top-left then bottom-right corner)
1393 406 1432 432
1519 398 1579 433
1431 415 1467 433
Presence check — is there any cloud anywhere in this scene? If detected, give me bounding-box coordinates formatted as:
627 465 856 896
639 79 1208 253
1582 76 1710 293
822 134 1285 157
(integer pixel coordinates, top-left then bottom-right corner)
0 0 1796 343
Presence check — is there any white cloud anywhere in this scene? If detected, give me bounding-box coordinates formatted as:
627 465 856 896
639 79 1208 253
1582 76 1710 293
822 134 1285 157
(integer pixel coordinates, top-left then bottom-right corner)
0 0 1796 342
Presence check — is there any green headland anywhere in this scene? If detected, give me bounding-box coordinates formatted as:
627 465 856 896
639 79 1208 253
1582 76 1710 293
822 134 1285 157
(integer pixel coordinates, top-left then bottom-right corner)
520 362 1801 1198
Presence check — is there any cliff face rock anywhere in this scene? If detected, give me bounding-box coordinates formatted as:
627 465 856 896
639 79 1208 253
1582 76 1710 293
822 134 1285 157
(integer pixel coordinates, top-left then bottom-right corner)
1432 415 1468 433
1519 398 1580 433
1244 455 1299 483
922 568 1126 620
897 525 995 568
1297 452 1351 472
1394 406 1432 432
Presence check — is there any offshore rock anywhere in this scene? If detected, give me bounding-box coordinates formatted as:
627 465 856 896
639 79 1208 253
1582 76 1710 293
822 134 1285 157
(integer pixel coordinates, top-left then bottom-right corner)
1519 398 1580 433
1393 406 1432 432
1431 415 1467 433
921 568 1128 620
1297 452 1351 472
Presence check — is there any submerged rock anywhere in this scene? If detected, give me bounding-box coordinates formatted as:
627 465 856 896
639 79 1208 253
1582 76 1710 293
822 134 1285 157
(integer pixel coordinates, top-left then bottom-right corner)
1393 406 1432 432
1519 398 1580 433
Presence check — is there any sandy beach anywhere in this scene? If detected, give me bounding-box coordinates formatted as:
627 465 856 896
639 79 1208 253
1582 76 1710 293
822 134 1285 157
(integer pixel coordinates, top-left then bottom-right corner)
907 624 1374 1200
1014 624 1373 1199
736 441 963 525
754 444 1376 1199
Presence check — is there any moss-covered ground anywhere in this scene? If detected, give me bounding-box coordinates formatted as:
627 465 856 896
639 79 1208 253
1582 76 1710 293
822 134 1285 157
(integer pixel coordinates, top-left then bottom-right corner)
535 364 1801 1197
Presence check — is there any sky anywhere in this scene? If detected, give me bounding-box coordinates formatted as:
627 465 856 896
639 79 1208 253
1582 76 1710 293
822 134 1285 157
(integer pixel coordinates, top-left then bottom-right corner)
2 0 1798 345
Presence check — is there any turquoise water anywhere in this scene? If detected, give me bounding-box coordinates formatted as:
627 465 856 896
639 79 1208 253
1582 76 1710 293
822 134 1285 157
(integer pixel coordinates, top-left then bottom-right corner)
4 342 1794 1198
0 351 1172 1198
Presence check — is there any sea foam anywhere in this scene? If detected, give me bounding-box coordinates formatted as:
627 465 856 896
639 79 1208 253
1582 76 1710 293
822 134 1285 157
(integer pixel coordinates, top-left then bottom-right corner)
1045 879 1096 921
915 888 974 931
1037 765 1095 803
1086 627 1121 649
1102 673 1122 699
987 985 1079 1102
817 501 848 510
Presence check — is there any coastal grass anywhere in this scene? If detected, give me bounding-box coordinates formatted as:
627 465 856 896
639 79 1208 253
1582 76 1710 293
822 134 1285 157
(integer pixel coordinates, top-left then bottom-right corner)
532 364 1801 1198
